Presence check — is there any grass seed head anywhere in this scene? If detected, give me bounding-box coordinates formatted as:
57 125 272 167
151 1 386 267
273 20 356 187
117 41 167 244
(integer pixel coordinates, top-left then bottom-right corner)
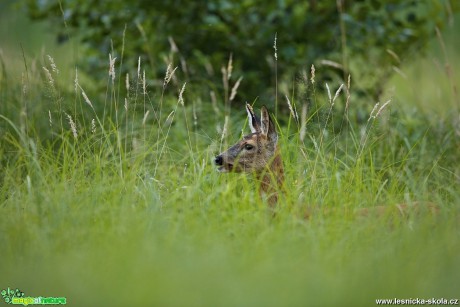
65 113 78 139
285 94 299 124
168 36 179 53
227 53 233 80
109 54 117 83
42 67 54 88
142 110 150 126
368 102 380 121
333 84 344 103
345 75 351 112
178 82 186 106
47 55 59 74
326 83 332 103
163 64 178 88
375 100 391 118
229 76 243 102
81 88 94 110
165 110 175 126
142 70 146 95
310 64 316 85
48 110 52 127
300 103 308 141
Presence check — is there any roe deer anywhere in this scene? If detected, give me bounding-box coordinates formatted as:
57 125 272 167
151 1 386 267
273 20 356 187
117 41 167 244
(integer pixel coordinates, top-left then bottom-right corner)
214 104 284 206
214 104 440 217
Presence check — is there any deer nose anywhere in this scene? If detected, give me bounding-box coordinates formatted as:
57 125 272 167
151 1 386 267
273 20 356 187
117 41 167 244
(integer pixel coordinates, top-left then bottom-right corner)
215 155 223 165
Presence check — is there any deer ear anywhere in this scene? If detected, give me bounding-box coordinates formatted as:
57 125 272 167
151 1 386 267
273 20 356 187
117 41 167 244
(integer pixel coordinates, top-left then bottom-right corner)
260 106 278 142
246 103 260 133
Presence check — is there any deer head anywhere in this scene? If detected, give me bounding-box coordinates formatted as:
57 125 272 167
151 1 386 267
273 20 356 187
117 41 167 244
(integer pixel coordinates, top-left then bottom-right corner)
215 104 284 206
215 104 279 173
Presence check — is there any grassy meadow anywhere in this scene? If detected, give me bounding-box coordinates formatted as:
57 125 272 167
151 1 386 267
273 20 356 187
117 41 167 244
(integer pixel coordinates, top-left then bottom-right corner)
1 7 460 307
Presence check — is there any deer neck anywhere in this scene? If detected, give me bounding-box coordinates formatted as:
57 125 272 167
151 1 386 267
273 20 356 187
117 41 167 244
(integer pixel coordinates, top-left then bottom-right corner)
256 146 284 206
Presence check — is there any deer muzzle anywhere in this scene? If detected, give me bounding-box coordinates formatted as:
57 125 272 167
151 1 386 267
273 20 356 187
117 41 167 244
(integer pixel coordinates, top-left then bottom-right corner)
214 154 234 172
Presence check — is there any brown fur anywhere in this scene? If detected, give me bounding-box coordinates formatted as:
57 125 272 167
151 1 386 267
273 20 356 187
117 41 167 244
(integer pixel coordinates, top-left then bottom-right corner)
257 147 284 206
215 104 284 206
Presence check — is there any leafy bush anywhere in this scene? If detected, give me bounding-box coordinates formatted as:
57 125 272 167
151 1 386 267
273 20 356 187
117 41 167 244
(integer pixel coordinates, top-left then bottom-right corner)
24 0 457 103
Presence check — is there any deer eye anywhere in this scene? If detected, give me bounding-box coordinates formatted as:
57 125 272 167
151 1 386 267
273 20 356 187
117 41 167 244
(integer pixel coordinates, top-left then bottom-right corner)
244 144 254 150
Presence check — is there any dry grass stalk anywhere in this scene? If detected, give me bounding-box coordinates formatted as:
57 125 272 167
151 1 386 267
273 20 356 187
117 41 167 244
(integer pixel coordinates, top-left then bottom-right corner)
319 59 343 70
326 83 332 103
386 49 401 63
168 36 179 53
163 64 178 88
178 82 186 106
180 57 188 79
80 87 94 110
48 110 52 127
300 103 308 142
332 84 344 104
368 102 380 121
65 113 78 139
227 53 233 80
136 21 147 41
142 70 147 95
42 67 54 87
47 55 59 74
310 65 315 85
142 110 150 126
302 69 308 85
229 76 243 102
125 73 130 92
221 66 228 97
375 100 391 118
345 74 351 112
109 54 117 83
164 110 175 126
285 95 299 124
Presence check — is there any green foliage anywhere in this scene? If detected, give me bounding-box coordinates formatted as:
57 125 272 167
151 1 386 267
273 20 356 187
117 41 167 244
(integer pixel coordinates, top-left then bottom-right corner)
24 0 457 102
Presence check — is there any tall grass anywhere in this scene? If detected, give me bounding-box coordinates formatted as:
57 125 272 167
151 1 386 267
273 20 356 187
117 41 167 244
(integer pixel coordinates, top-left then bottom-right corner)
1 35 459 306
